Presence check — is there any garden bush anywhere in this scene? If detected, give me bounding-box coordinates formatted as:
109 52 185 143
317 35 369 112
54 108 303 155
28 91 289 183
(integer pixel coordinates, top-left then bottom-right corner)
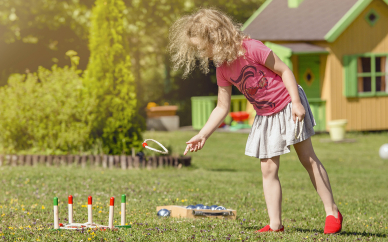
0 0 145 155
0 51 97 154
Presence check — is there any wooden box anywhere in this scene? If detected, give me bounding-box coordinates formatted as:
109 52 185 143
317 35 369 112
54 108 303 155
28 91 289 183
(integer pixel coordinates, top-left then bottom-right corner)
146 106 178 118
156 205 237 220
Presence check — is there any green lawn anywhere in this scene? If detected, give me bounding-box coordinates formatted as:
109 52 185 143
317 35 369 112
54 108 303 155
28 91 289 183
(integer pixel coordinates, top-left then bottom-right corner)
0 131 387 241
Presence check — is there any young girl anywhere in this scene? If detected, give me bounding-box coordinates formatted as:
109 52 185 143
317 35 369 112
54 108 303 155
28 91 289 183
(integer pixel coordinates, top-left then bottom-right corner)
169 8 342 233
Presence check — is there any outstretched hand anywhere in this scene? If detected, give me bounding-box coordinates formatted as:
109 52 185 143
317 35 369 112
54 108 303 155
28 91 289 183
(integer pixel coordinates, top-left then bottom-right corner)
183 134 207 155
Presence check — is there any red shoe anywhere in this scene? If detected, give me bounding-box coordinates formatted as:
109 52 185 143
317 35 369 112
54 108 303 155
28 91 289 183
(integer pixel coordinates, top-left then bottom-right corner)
255 225 284 233
324 210 343 234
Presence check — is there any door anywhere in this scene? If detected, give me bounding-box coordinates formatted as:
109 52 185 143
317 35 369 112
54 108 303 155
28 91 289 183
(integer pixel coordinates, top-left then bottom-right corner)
298 55 321 99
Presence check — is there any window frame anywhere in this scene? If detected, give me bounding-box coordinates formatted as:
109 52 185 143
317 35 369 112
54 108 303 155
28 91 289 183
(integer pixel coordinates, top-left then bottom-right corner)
344 53 388 98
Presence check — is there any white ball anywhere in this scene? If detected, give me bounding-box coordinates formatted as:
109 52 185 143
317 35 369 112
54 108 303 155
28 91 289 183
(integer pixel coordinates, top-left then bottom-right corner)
379 144 388 159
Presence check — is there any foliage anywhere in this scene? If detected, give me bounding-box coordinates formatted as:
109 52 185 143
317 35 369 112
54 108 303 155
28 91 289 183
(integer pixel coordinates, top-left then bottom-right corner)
85 0 144 155
0 0 265 127
0 131 387 241
0 0 264 104
0 0 94 42
0 0 94 85
0 51 96 154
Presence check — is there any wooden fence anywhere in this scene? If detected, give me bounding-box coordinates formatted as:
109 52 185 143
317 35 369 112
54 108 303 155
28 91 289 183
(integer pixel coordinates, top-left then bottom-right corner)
0 154 191 169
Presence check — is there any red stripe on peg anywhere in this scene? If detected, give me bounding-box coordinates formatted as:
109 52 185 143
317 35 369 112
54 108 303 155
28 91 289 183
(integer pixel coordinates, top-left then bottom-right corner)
110 197 115 206
68 195 73 204
88 196 92 205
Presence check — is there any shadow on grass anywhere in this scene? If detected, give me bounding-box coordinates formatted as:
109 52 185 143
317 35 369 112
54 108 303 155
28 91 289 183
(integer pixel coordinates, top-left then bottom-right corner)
183 164 199 170
207 168 237 172
242 226 262 230
295 228 387 238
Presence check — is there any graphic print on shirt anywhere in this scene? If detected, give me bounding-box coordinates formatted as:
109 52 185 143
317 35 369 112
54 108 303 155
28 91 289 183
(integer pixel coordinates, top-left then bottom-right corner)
229 65 275 110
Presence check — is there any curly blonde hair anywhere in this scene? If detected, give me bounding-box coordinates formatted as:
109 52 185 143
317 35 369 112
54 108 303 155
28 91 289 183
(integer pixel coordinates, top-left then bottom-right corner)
169 8 249 77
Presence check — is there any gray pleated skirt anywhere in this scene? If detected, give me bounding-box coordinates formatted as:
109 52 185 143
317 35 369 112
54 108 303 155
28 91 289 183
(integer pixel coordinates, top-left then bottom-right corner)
245 86 316 159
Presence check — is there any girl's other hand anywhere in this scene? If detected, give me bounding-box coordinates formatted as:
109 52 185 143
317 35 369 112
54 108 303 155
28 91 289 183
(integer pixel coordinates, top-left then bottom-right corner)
292 102 305 123
183 134 207 155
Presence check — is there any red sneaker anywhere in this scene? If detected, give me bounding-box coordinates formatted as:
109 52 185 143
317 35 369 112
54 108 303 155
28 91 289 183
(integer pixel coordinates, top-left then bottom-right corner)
324 210 343 234
255 225 284 233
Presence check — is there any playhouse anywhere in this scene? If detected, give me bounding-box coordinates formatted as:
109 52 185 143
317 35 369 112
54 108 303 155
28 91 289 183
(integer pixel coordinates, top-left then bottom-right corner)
191 0 388 131
242 0 388 131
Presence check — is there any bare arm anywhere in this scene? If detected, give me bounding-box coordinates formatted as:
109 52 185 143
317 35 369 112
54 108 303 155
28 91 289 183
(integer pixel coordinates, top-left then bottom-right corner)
198 85 232 138
183 85 232 155
264 51 305 122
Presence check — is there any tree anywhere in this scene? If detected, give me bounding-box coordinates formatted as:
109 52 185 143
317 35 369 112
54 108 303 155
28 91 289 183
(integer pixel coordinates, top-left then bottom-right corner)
85 0 144 155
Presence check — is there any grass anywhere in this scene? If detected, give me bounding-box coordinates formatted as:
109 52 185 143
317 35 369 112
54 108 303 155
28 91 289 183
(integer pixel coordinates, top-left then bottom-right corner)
0 130 387 241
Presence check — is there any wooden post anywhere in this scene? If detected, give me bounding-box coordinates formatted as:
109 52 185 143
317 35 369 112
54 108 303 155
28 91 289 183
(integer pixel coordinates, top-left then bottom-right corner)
67 155 73 166
94 155 101 167
152 155 157 169
5 155 11 166
81 155 87 168
25 155 32 166
88 155 94 166
46 155 53 166
102 155 108 168
114 155 120 168
60 155 67 166
39 155 46 165
158 156 164 168
95 155 101 167
53 156 60 167
133 156 139 169
108 155 114 169
32 155 39 166
174 156 179 167
164 156 170 167
120 155 127 170
18 155 25 166
74 155 80 166
11 155 17 166
147 157 153 170
142 157 147 169
127 156 133 169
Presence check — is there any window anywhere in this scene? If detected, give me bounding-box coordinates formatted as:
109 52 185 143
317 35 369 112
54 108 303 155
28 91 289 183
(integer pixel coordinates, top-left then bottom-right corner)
365 9 379 27
303 68 315 86
344 53 388 97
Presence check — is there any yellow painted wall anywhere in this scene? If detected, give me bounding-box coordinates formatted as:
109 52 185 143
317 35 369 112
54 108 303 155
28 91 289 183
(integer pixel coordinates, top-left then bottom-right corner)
327 0 388 131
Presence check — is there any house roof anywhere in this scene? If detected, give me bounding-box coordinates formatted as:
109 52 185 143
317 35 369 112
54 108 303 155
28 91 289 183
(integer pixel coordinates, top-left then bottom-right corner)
278 43 328 54
242 0 382 42
263 42 328 59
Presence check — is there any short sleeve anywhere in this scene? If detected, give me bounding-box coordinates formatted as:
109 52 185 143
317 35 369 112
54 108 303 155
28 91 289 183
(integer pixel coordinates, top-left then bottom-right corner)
247 40 272 66
216 67 232 87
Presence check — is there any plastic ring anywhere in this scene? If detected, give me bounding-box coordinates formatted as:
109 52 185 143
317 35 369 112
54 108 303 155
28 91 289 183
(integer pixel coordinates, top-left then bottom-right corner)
142 139 168 154
295 117 304 140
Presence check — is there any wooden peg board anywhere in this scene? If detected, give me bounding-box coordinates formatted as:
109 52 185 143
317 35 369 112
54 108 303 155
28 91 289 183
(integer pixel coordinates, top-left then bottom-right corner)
156 205 237 220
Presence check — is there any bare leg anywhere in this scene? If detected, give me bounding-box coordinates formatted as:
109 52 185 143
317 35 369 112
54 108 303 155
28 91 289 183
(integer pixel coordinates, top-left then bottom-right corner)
260 156 282 229
293 138 338 217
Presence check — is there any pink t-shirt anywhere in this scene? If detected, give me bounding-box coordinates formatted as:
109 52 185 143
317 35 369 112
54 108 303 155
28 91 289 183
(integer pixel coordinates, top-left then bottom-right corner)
217 39 291 116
